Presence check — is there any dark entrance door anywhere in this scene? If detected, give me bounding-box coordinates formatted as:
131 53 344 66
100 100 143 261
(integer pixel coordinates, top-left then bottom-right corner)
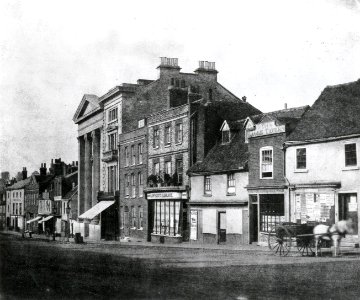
218 212 226 244
250 203 258 243
339 193 358 234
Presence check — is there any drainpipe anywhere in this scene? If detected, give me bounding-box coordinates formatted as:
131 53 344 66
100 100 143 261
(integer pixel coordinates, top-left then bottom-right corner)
283 143 291 223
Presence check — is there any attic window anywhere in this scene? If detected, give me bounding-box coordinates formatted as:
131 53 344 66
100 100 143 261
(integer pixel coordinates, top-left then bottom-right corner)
221 121 231 144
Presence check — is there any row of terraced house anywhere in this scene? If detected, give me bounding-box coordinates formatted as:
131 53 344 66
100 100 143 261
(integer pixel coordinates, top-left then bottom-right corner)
73 57 360 247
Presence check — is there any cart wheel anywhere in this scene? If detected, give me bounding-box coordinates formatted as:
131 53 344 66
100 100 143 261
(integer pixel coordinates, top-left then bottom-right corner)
268 226 292 256
296 237 315 256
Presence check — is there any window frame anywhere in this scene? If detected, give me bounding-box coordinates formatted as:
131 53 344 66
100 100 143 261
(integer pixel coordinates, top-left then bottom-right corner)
296 147 307 170
108 107 118 123
153 127 160 149
222 130 230 144
345 143 357 167
131 173 136 198
125 146 129 167
164 124 171 145
227 173 236 195
204 175 212 195
260 146 274 179
175 122 183 144
138 143 143 164
131 145 136 166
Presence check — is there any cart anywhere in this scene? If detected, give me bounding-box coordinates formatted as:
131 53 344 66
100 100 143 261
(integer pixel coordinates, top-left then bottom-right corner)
267 222 329 256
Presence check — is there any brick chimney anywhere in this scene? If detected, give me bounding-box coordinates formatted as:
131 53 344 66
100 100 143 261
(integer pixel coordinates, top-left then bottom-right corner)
157 57 181 79
22 167 27 180
40 163 47 176
194 61 218 81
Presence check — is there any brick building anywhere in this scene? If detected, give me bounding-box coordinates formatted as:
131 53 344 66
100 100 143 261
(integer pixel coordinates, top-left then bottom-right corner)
0 179 6 229
119 125 147 240
245 106 309 245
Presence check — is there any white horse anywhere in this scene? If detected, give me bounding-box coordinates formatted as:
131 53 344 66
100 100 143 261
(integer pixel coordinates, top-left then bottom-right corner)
313 219 354 257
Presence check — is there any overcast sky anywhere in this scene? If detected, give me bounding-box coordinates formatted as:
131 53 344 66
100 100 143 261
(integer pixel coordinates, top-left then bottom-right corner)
0 0 360 176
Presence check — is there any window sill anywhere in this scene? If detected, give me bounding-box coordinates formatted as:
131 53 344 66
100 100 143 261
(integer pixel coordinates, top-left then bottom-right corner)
226 193 236 196
342 166 359 171
294 169 308 173
164 144 171 148
175 142 183 146
260 177 273 180
137 227 144 231
130 227 137 230
203 194 212 197
153 146 160 150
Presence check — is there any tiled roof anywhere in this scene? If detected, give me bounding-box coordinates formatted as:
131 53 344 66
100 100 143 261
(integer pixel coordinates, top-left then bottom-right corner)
64 185 78 199
287 79 360 141
249 106 310 125
188 129 248 174
6 177 32 190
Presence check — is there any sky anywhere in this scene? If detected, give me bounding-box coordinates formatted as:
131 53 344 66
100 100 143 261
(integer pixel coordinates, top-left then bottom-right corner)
0 0 360 176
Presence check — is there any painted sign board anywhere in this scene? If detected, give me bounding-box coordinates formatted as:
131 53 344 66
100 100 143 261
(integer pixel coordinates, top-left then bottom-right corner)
190 210 198 240
147 192 188 200
38 200 52 215
247 121 285 139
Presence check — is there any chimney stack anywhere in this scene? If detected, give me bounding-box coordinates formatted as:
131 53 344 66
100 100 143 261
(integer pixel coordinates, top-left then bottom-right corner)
194 61 218 81
22 167 27 180
40 163 47 176
157 57 181 79
242 96 247 102
284 103 288 109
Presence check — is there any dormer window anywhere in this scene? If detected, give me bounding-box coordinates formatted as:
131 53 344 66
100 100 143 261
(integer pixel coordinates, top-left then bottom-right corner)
221 121 230 144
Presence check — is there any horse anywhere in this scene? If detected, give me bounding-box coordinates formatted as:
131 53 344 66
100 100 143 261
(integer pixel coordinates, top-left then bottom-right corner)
313 219 354 257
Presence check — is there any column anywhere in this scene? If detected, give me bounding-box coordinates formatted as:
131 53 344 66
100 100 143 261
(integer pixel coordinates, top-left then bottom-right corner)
77 135 85 216
84 133 92 213
91 129 101 225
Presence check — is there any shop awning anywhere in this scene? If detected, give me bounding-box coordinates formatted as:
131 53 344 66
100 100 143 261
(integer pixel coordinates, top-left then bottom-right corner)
78 201 114 220
38 215 54 223
26 216 42 224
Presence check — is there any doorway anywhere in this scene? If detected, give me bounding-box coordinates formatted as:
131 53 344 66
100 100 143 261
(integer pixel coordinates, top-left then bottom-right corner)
338 193 358 235
218 212 226 244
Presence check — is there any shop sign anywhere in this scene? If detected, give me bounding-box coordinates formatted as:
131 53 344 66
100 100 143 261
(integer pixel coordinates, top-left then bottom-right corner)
38 200 52 215
148 192 186 200
190 210 198 240
247 121 285 138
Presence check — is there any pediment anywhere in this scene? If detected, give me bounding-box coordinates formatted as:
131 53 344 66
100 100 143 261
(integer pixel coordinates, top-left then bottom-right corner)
73 94 101 123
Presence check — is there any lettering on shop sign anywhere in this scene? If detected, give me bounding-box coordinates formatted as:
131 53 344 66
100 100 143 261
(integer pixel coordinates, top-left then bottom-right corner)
190 210 198 240
246 121 285 138
38 200 52 215
147 192 184 200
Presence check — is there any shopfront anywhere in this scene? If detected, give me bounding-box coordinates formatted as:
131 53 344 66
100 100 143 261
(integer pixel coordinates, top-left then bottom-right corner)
147 191 188 243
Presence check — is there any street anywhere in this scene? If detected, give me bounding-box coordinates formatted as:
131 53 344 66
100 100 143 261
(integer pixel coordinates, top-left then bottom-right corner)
1 233 360 299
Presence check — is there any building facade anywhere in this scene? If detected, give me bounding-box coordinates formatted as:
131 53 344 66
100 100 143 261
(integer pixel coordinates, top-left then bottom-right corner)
119 126 147 241
188 120 250 245
285 80 360 245
245 106 309 245
0 179 6 229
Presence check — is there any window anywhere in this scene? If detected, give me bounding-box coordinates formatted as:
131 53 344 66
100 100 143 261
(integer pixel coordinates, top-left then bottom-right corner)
175 123 183 144
180 80 185 88
296 148 307 169
204 176 211 195
153 201 181 236
227 173 236 194
259 194 284 232
165 161 172 175
15 203 18 215
208 88 213 101
131 173 136 198
138 143 143 164
120 206 124 228
175 79 180 87
222 130 230 144
131 145 136 165
125 147 129 166
138 206 144 229
125 174 130 196
108 166 117 193
19 203 22 215
175 159 183 186
153 127 160 148
165 124 171 145
138 172 143 197
108 133 117 150
108 107 118 123
12 203 15 214
345 143 357 166
138 119 145 128
260 147 273 178
131 206 136 228
154 162 160 176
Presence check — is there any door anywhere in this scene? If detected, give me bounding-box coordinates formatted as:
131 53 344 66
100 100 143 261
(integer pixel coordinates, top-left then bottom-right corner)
250 203 258 243
339 193 358 234
218 212 226 244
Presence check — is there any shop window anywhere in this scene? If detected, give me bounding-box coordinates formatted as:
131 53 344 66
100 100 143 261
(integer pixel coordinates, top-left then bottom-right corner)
345 143 357 166
138 143 143 164
204 176 211 195
260 195 284 232
108 107 118 123
296 148 307 169
138 206 143 229
153 127 160 148
227 173 236 194
153 200 181 236
260 147 273 178
131 173 136 198
164 124 171 145
138 172 143 197
175 123 183 144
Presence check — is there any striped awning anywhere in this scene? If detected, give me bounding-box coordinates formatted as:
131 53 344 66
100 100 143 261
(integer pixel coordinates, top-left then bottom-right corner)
38 215 54 223
78 201 114 220
26 216 42 224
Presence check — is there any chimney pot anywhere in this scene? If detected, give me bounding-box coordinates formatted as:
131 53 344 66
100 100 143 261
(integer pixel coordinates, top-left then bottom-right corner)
284 103 288 109
242 96 247 102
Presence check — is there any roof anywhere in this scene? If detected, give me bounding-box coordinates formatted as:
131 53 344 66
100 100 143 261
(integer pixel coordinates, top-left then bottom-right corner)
188 129 248 175
73 94 101 123
287 79 360 142
6 177 32 190
64 185 78 199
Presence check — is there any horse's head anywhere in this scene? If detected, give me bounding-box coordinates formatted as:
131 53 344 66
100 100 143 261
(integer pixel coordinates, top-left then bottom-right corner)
338 218 354 234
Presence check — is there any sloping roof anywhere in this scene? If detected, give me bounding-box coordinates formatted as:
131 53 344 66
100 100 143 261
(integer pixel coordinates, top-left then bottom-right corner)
73 94 101 123
188 129 248 175
7 177 32 190
287 79 360 142
64 185 78 199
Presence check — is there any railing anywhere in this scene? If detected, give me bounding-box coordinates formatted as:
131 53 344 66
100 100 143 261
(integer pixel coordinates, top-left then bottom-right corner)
102 149 118 162
147 173 183 188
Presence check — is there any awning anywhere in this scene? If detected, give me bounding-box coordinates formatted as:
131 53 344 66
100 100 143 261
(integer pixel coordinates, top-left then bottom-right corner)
78 201 115 220
38 215 54 223
26 216 42 224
